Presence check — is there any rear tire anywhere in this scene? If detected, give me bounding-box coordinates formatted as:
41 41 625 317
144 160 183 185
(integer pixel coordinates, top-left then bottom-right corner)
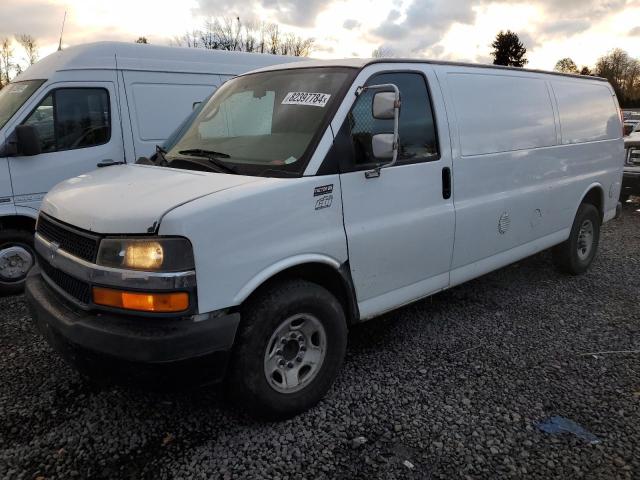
227 279 347 419
0 229 35 296
552 203 600 275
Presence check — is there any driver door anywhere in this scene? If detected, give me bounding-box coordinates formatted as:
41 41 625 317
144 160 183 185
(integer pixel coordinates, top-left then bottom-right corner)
8 81 123 210
338 68 455 319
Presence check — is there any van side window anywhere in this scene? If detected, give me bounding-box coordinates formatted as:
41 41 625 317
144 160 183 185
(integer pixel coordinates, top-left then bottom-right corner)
22 88 110 153
347 72 439 167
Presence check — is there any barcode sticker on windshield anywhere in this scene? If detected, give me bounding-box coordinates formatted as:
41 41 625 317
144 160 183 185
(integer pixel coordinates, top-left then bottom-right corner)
282 92 331 107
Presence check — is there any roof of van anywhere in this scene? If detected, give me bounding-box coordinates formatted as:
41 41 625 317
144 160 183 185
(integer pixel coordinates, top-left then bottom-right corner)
247 58 609 82
16 41 303 81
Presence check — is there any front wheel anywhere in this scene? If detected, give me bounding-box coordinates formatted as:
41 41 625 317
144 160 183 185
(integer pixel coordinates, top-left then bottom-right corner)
0 229 36 296
552 203 600 275
227 279 347 419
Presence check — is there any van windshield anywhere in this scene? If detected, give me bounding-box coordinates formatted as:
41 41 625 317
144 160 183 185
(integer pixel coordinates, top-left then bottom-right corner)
0 80 45 130
166 67 355 177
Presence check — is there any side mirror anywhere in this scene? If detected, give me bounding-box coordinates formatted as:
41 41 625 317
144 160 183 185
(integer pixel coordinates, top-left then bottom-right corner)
372 92 396 119
15 125 42 156
357 83 400 178
372 133 394 159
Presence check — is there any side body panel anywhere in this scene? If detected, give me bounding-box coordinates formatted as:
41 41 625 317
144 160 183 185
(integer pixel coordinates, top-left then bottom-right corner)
159 175 349 315
433 64 623 287
122 71 221 159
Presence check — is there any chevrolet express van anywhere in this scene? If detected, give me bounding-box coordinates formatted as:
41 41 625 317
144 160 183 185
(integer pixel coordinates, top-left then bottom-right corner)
26 59 624 418
0 42 300 294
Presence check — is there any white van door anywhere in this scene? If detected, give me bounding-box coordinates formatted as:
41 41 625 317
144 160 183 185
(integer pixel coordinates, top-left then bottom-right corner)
8 81 122 210
338 69 455 318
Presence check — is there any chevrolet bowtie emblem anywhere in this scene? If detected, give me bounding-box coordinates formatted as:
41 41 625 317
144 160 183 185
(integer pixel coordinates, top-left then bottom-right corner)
48 242 60 263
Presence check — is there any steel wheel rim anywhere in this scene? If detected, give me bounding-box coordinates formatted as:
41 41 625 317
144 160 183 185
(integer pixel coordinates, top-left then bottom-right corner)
577 219 594 261
0 245 34 282
263 313 327 394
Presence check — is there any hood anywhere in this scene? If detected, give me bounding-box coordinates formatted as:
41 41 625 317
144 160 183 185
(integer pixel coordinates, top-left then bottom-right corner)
41 164 261 233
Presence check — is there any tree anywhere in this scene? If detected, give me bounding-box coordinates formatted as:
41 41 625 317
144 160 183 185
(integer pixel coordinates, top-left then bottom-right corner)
0 38 15 87
135 37 149 44
172 17 314 57
371 46 396 58
580 66 592 76
554 57 578 74
595 49 640 105
491 30 528 67
15 34 38 65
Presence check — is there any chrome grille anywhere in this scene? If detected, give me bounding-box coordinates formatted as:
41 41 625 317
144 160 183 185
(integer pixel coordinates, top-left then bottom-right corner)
37 253 92 305
37 214 100 263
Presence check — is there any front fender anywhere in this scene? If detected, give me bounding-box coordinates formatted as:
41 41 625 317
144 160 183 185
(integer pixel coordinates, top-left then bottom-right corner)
158 174 348 314
232 253 342 305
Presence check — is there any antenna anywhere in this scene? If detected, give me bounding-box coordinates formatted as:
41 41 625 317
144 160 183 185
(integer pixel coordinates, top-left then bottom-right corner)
57 10 67 51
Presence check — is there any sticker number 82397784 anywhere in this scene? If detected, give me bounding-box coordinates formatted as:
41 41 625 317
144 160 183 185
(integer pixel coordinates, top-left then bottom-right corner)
282 92 331 107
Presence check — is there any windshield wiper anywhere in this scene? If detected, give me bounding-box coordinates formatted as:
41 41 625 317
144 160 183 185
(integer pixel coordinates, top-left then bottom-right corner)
179 148 231 159
177 148 238 174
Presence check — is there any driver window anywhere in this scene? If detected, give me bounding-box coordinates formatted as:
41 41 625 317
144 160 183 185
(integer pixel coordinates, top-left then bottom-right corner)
347 72 439 167
22 88 111 153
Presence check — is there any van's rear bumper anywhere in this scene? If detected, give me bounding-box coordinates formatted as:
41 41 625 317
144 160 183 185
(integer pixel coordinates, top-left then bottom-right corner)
25 268 240 387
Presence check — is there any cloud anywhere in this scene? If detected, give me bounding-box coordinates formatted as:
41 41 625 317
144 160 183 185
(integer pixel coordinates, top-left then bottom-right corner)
0 0 66 44
367 0 632 60
343 19 360 30
196 0 333 27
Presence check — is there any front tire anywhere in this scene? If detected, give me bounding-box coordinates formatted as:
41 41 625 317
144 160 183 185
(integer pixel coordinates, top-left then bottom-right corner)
0 229 35 296
552 203 600 275
227 279 347 419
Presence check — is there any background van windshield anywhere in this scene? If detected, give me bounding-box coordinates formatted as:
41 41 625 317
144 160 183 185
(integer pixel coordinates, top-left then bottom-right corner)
167 68 353 176
0 80 45 130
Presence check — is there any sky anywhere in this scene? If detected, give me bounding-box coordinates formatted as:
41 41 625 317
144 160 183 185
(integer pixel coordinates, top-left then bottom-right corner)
1 0 639 71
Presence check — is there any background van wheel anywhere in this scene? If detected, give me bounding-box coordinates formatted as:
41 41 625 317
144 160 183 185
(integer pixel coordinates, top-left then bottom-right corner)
552 203 600 275
0 229 35 296
227 279 347 419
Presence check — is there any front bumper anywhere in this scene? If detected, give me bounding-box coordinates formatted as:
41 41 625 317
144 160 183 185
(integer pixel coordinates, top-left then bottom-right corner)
622 169 640 197
26 268 240 386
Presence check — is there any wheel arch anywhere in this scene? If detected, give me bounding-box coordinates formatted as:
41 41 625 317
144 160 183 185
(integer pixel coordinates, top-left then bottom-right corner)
234 255 359 325
0 213 37 233
577 183 605 223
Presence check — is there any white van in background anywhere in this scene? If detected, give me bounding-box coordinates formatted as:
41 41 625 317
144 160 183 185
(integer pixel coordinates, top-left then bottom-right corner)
0 42 301 294
26 59 624 418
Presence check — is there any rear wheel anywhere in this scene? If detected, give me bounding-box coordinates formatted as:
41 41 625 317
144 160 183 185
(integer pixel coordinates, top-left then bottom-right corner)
227 279 347 419
552 203 600 275
0 229 35 296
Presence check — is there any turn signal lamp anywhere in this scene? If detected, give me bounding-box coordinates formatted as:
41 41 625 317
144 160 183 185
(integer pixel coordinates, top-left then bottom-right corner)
93 287 189 313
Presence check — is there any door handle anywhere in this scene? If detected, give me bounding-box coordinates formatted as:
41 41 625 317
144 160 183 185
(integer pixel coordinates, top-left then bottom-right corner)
442 167 451 199
97 159 124 168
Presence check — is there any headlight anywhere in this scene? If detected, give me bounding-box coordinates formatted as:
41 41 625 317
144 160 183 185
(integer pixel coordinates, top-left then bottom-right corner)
97 238 195 272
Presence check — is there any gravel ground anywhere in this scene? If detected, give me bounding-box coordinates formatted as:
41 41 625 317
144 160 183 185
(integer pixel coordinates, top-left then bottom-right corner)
1 200 639 480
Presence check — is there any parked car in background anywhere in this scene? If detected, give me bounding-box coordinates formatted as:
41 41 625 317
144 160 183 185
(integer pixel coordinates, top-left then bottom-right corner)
26 59 623 418
623 111 640 136
0 42 301 294
622 129 640 202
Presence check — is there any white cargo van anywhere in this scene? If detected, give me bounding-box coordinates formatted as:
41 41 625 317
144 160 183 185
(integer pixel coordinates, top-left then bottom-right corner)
26 59 624 418
0 42 300 294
